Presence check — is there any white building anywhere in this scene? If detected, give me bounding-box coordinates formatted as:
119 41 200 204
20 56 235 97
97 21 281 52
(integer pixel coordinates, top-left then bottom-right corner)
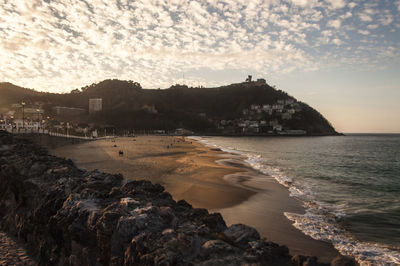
272 104 284 110
10 119 41 131
285 99 295 105
249 121 259 128
262 104 271 111
89 98 102 114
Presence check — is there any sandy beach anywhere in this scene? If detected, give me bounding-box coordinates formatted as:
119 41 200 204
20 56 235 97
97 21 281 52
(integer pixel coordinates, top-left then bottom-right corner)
50 136 339 262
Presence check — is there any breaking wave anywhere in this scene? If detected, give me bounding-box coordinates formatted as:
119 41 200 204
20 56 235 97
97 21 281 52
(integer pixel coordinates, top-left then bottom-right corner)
190 136 400 265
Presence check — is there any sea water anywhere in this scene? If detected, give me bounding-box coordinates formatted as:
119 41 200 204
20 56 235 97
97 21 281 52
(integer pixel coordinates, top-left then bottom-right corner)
192 134 400 265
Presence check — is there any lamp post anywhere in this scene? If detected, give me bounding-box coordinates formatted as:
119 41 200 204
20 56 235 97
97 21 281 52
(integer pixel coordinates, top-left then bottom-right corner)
21 101 25 129
36 109 41 132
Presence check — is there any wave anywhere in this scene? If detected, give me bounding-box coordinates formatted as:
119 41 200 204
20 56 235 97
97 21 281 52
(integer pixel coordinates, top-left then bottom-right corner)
190 136 400 265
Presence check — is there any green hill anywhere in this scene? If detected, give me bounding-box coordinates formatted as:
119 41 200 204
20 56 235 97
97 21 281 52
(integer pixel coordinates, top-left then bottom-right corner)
0 79 338 135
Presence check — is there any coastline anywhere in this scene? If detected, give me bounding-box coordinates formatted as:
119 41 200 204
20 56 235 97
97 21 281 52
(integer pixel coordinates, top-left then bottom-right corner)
51 136 256 209
50 136 340 262
0 131 303 265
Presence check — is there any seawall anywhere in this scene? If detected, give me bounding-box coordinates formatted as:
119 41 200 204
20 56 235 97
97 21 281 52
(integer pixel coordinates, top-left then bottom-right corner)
17 133 90 149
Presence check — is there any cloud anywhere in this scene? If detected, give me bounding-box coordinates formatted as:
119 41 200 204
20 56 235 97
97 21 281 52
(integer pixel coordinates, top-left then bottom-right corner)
359 13 373 22
327 19 341 29
288 0 318 8
0 0 399 91
367 24 379 30
348 2 357 9
358 30 370 35
332 38 343 45
325 0 346 9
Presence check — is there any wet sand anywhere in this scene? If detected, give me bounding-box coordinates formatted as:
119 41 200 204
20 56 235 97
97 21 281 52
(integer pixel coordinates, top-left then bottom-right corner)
50 136 339 262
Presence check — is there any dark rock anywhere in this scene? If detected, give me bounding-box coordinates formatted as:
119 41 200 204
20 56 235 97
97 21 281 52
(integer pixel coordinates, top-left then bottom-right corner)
200 240 239 259
223 224 260 249
292 254 308 265
331 256 357 266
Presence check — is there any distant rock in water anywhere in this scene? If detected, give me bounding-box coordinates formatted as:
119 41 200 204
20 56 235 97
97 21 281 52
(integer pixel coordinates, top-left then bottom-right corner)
0 131 355 265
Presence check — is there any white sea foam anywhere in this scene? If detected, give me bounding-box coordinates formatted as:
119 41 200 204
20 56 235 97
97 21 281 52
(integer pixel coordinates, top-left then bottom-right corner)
284 211 400 265
189 136 242 155
191 136 400 265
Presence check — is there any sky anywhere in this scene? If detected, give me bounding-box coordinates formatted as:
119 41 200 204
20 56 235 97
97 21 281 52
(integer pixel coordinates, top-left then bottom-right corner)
0 0 399 133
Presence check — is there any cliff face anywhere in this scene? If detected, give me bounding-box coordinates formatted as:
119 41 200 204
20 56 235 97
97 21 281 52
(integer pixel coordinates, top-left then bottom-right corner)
0 131 354 265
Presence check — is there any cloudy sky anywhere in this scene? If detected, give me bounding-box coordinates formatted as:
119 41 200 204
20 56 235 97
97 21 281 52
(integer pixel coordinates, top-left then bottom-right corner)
1 0 399 132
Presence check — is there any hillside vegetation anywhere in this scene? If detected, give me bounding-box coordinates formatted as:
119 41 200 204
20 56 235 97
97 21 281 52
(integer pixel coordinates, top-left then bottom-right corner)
0 80 338 135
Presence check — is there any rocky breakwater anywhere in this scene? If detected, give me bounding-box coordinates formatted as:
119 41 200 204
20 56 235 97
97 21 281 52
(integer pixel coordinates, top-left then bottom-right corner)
0 131 356 266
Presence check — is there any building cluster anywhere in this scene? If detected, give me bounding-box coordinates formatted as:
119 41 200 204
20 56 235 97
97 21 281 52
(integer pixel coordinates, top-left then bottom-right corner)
0 98 103 135
217 99 306 135
0 102 45 133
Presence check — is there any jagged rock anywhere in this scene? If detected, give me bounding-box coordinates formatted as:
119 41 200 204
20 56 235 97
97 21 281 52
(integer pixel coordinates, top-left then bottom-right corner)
0 131 354 265
331 255 357 266
223 224 260 249
200 240 239 259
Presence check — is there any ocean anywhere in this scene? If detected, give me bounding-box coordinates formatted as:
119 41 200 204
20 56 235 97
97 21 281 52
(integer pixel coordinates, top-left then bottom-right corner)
193 134 400 265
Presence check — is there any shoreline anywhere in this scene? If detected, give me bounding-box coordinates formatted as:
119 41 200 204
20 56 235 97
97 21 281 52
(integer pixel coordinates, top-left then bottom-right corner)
50 136 340 262
51 136 256 209
3 130 330 265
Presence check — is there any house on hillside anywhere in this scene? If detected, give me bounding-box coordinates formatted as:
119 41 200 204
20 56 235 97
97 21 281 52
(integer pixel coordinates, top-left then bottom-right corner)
262 104 271 111
272 104 284 111
285 99 295 105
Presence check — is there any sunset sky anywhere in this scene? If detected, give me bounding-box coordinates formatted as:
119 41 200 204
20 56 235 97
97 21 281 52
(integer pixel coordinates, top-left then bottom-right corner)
1 0 399 133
